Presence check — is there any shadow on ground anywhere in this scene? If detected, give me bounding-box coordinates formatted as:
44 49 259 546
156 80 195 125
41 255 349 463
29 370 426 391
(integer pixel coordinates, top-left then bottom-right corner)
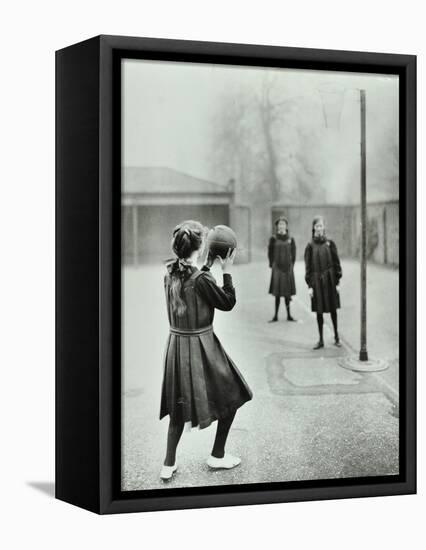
26 481 55 498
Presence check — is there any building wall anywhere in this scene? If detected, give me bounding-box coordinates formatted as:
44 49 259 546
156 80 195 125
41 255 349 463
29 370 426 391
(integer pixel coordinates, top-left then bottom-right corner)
122 200 399 267
230 205 251 263
122 203 230 265
349 201 399 266
272 201 399 267
270 205 353 262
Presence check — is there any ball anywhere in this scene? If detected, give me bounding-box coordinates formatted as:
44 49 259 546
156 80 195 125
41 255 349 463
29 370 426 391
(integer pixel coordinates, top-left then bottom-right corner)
206 225 237 259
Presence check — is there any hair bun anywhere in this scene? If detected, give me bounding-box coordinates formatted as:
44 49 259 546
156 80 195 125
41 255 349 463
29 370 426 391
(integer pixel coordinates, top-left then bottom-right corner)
171 220 204 260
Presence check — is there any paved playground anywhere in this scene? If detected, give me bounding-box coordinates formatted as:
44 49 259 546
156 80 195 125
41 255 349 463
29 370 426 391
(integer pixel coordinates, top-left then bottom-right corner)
121 259 399 491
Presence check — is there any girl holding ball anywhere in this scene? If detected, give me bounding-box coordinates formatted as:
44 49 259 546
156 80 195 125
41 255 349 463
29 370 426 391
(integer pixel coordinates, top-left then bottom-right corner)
159 220 252 481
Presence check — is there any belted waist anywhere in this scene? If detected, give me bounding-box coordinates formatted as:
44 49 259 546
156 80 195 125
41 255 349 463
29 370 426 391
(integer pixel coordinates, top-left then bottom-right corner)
170 325 213 336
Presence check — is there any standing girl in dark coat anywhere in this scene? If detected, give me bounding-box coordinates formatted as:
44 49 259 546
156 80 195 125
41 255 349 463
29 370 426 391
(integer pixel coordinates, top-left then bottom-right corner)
268 216 297 322
304 215 342 349
159 220 253 481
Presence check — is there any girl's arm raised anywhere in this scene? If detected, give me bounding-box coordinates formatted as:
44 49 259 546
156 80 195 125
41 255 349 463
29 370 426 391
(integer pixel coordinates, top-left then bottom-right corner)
196 269 236 311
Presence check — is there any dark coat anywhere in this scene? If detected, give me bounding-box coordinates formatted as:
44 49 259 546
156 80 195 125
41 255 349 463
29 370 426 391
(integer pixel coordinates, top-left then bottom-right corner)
304 237 342 313
160 266 252 429
268 234 296 298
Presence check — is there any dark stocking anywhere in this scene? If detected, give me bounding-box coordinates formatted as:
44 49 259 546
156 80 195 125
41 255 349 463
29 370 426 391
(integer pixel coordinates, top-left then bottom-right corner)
331 310 339 342
285 297 296 321
316 313 324 343
269 296 280 322
211 411 237 459
164 421 184 466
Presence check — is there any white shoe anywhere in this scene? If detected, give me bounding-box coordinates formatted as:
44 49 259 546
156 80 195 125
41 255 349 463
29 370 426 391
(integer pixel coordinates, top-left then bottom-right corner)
160 463 178 480
207 454 241 470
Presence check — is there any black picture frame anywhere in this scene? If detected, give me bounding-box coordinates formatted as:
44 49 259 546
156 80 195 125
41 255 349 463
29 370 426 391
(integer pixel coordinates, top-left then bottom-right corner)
55 35 416 514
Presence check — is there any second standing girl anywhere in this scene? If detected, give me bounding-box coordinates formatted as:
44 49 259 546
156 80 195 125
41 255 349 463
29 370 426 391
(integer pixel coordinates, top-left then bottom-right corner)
304 215 342 349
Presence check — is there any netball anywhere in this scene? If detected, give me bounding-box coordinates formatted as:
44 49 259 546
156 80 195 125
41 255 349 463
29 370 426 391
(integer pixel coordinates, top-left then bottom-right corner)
207 225 238 259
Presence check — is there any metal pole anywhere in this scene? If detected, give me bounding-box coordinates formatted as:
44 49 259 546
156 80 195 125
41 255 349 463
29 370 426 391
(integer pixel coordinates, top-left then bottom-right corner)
339 88 388 372
132 204 138 267
383 206 388 265
359 90 368 361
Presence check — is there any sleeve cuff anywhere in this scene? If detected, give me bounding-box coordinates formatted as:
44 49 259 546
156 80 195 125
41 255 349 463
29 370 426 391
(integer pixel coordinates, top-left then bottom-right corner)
223 273 233 286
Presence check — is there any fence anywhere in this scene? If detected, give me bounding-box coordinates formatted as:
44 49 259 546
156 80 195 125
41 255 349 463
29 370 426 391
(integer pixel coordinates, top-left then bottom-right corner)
272 200 399 267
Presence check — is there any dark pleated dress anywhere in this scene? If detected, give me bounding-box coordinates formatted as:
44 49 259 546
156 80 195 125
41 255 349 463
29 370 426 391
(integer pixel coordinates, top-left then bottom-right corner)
160 266 253 429
268 234 296 298
304 237 342 313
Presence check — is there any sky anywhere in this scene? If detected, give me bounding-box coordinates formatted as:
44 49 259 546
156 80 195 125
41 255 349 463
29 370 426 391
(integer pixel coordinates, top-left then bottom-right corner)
122 58 399 202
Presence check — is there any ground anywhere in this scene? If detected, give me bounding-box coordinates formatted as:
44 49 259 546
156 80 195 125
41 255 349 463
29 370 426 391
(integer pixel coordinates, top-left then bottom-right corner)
121 259 399 491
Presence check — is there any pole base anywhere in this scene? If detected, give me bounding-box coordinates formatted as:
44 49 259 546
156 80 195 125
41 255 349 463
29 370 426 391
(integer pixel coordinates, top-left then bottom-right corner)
359 349 369 361
338 356 389 373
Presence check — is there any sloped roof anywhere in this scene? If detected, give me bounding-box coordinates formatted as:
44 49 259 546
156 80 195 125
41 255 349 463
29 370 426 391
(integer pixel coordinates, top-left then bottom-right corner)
123 167 231 195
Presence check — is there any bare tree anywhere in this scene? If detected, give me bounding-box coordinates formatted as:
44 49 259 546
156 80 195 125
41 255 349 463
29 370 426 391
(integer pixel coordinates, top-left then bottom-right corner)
256 76 282 201
210 75 326 205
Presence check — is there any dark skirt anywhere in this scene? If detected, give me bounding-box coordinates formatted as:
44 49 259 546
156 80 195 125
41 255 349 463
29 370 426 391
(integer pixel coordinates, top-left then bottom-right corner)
269 266 296 298
160 327 253 429
311 270 341 313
